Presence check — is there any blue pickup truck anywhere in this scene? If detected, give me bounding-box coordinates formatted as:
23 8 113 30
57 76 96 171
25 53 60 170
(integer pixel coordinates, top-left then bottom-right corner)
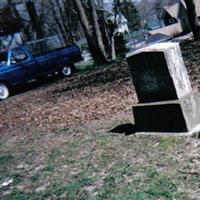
0 45 82 100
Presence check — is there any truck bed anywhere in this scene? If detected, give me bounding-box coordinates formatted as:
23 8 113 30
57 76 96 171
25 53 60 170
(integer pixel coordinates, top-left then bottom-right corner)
33 45 82 64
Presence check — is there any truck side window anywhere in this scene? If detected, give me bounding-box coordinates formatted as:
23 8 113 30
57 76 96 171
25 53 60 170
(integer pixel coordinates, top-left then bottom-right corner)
0 52 8 65
12 49 28 62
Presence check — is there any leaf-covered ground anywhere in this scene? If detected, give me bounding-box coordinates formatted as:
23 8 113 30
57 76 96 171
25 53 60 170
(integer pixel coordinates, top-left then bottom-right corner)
0 60 137 134
0 39 200 199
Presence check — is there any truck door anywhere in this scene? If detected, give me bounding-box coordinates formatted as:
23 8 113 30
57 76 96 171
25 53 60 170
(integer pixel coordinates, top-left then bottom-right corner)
35 53 56 76
7 48 37 84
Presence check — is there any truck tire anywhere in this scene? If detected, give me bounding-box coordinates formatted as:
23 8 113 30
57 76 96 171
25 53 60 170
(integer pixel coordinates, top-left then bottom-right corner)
61 66 72 77
0 83 10 100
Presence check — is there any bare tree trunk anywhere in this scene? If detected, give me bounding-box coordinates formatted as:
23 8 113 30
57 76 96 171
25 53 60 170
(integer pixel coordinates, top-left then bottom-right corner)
74 0 107 64
7 0 31 40
55 0 72 45
100 15 111 54
25 1 44 39
88 0 107 59
49 0 69 45
184 0 200 40
108 0 119 60
111 35 116 60
62 0 75 43
95 1 111 56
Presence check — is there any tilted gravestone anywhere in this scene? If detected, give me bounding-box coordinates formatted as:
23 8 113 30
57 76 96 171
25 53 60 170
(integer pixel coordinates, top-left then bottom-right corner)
127 42 200 133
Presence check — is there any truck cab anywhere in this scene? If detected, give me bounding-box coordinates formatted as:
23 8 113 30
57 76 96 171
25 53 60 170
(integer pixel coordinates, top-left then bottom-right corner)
0 44 82 100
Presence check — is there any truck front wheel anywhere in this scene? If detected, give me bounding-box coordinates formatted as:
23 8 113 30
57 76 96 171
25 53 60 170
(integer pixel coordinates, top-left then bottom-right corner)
0 83 10 100
61 66 72 77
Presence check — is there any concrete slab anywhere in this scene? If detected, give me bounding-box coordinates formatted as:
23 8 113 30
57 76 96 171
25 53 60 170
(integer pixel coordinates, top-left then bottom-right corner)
135 124 200 137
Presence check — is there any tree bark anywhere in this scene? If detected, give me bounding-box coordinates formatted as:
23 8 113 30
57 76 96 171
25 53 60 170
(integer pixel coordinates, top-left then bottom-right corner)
88 0 107 59
111 35 116 60
74 0 107 64
25 1 44 39
62 0 75 43
184 0 200 40
107 0 118 60
7 0 31 40
55 0 72 45
99 11 111 54
49 0 69 45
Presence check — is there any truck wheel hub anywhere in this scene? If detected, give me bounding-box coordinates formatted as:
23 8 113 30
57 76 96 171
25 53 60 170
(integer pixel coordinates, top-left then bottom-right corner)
62 66 71 76
0 84 9 99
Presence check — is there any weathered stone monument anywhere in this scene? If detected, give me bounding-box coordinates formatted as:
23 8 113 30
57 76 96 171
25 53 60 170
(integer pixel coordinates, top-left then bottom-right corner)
127 42 200 133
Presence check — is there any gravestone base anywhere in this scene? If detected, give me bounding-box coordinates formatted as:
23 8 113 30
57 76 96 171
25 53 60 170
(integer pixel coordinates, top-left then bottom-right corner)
133 92 200 133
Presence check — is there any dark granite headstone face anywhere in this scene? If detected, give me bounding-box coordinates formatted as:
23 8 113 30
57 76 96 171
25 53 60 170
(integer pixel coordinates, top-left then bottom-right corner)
128 51 178 102
127 43 192 103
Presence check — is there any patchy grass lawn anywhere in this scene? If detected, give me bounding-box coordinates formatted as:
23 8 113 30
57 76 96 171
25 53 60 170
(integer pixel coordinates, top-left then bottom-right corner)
1 117 200 199
75 60 94 72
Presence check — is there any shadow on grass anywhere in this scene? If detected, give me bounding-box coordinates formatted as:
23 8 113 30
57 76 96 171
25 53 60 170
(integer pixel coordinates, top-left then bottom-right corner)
109 123 136 135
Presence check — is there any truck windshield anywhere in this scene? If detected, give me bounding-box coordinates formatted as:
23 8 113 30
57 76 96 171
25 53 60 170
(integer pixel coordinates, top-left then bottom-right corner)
0 52 8 65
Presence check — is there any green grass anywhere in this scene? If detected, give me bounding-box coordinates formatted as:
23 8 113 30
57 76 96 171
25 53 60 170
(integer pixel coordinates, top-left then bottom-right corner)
3 171 95 200
94 167 188 200
2 190 35 200
1 127 199 200
75 61 94 72
157 137 180 149
11 173 24 185
30 174 40 182
0 154 14 166
42 164 55 172
52 171 94 199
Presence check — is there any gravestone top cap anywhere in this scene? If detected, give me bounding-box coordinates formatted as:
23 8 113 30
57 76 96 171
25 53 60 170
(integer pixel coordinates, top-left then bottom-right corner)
126 42 178 58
